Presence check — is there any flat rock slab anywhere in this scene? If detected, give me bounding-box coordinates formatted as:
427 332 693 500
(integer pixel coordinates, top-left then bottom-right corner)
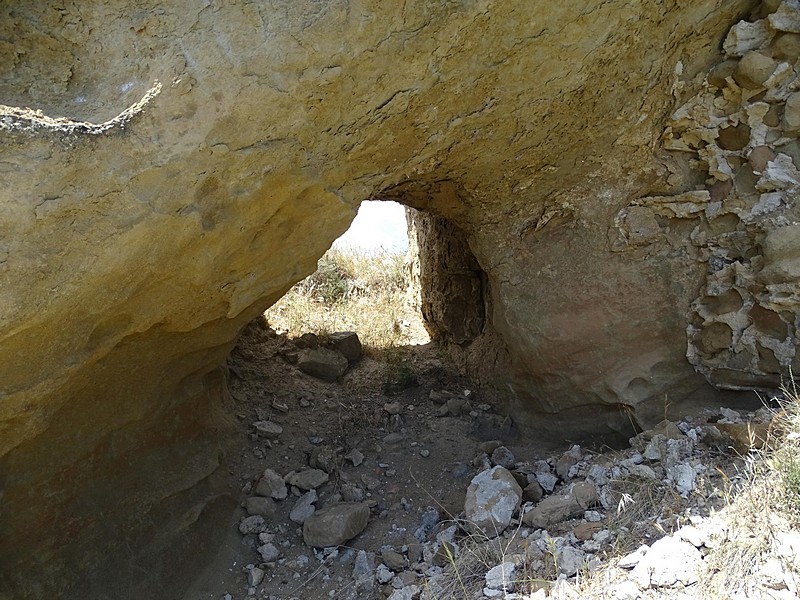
303 502 371 547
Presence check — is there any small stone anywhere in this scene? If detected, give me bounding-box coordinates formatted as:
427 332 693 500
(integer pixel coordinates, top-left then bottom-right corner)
490 446 516 469
290 490 318 524
345 448 364 466
387 584 420 600
557 545 585 577
464 466 522 538
247 567 265 587
254 421 283 438
246 496 276 518
556 454 578 480
484 561 516 592
419 449 430 458
383 401 403 415
239 515 267 535
573 522 603 541
376 563 394 584
522 482 597 528
477 440 503 455
352 550 375 593
522 480 544 503
256 468 288 500
303 503 371 547
257 542 280 562
585 510 603 522
285 469 329 491
381 548 407 572
723 18 773 57
271 399 289 413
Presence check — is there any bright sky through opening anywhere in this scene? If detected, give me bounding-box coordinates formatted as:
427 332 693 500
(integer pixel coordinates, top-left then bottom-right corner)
333 200 408 252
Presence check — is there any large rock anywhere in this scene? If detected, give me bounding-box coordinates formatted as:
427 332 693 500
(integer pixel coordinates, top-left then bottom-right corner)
464 466 522 538
302 503 371 548
297 347 349 381
0 1 766 598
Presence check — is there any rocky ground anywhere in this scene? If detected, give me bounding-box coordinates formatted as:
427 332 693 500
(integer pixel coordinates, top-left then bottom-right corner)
183 318 793 600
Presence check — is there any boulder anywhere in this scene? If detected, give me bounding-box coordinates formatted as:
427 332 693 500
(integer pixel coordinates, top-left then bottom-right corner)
297 347 349 381
464 466 522 538
302 503 371 548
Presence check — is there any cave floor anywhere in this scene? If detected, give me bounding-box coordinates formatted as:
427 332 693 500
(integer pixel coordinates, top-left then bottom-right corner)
183 321 566 600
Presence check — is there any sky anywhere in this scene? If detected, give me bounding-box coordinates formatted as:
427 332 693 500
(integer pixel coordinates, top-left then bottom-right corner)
333 200 409 252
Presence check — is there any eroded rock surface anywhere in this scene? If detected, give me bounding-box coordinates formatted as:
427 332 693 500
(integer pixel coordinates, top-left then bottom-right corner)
0 1 773 598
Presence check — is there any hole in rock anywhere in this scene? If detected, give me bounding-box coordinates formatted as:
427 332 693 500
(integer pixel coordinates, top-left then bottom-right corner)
190 200 557 599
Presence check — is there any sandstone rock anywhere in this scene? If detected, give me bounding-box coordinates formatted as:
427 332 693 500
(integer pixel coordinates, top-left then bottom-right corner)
770 0 800 33
328 331 362 363
734 51 778 88
464 466 522 538
630 536 703 588
297 347 349 381
256 469 289 500
0 2 761 596
245 497 276 518
723 19 773 56
302 503 370 547
285 469 329 491
522 482 597 528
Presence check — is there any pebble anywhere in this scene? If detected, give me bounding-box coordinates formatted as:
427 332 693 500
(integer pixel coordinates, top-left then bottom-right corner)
254 421 283 438
419 449 430 458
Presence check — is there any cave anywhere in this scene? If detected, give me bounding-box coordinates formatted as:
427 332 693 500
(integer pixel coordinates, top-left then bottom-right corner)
4 1 799 598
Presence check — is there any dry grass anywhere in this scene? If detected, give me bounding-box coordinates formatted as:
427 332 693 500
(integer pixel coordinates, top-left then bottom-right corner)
265 246 429 355
426 388 800 599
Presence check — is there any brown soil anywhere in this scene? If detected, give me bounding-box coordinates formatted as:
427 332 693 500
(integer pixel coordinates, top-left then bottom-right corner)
184 319 567 600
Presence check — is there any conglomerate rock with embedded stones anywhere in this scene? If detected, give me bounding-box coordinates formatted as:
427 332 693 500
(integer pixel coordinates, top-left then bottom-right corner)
0 1 774 598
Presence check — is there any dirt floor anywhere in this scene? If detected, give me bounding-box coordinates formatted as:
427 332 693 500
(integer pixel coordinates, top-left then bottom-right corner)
183 318 775 600
183 319 574 600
